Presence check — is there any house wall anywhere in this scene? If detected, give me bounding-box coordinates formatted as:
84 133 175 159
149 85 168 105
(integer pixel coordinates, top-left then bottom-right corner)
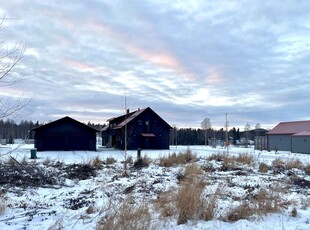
35 121 96 151
111 109 170 150
292 136 310 154
267 134 292 151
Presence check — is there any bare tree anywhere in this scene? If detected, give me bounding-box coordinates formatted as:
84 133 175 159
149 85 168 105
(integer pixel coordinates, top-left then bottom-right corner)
0 17 27 120
244 123 251 148
201 117 211 146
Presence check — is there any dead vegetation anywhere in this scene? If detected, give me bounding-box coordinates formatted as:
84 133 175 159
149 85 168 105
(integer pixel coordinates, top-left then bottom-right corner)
225 186 290 222
158 148 196 167
97 198 153 230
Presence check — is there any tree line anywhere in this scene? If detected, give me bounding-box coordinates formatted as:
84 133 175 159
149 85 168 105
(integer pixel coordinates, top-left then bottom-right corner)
169 127 266 146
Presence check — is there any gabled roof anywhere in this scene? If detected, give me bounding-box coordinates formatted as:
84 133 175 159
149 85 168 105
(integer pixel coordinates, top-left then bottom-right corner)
107 107 172 130
268 120 310 135
32 116 99 132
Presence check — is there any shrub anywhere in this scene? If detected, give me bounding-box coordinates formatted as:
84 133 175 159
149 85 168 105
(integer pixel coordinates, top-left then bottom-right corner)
259 162 269 173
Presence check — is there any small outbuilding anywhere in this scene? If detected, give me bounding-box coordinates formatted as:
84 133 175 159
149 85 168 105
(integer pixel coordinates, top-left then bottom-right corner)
32 116 98 151
267 120 310 153
102 107 172 150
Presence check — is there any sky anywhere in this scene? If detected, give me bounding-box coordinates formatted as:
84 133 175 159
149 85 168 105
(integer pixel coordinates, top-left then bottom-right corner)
0 0 309 129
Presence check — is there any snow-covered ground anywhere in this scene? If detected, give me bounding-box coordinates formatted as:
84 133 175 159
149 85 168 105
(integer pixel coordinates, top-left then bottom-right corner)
0 144 310 230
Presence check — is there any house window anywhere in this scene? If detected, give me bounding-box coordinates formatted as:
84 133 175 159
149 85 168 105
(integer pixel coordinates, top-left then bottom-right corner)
153 120 158 126
138 120 143 126
146 121 150 132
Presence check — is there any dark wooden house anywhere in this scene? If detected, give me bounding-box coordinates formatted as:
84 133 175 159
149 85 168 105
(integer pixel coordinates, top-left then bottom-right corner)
102 107 172 150
32 116 98 151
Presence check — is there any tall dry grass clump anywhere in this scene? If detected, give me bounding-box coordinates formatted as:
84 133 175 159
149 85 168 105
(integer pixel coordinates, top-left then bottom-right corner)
158 148 196 167
258 162 269 173
0 198 6 215
285 159 304 170
224 187 289 222
155 167 217 225
97 198 152 230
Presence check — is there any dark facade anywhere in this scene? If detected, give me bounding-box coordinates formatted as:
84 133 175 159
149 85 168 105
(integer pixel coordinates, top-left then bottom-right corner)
32 116 98 151
102 107 172 150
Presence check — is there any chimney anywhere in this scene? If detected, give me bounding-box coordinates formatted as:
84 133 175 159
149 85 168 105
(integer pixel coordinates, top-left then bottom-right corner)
126 108 130 114
138 108 140 111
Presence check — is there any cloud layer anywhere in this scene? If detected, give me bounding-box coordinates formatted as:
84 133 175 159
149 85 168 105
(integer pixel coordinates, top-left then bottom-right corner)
1 0 310 129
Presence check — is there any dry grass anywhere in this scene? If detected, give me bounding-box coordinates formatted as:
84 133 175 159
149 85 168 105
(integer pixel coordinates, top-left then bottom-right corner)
272 158 285 169
90 155 104 168
48 218 63 230
304 164 310 175
184 163 203 177
224 187 289 222
208 153 254 166
155 170 217 225
286 159 304 170
0 198 6 215
43 157 52 166
158 148 196 167
235 153 254 165
105 157 117 165
207 152 225 161
97 198 152 230
86 205 96 214
258 162 269 173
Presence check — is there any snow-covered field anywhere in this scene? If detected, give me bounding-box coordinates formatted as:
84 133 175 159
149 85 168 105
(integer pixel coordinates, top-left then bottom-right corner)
1 144 310 230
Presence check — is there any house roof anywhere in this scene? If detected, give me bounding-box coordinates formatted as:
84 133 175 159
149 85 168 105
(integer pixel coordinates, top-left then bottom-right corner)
268 120 310 135
107 107 172 130
32 116 99 132
292 131 310 137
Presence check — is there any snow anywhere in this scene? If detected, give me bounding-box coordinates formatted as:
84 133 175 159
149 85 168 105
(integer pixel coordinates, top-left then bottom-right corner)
0 144 310 229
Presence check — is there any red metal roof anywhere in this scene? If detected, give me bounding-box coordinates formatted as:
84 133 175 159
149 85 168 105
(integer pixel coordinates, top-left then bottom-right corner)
268 121 310 135
292 131 310 137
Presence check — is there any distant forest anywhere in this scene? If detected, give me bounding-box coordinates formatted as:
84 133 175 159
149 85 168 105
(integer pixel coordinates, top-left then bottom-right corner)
169 127 259 145
0 119 263 145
